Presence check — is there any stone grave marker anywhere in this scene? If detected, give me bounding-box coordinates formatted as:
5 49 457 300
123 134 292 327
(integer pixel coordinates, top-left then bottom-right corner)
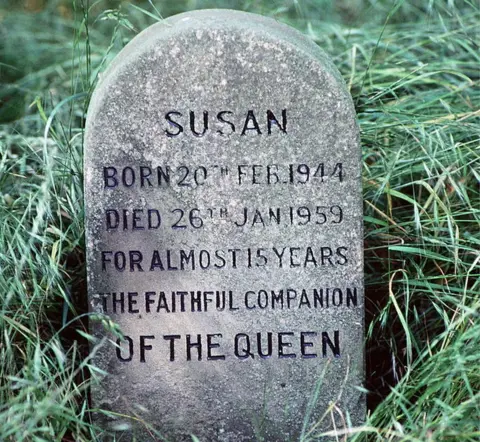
85 9 364 441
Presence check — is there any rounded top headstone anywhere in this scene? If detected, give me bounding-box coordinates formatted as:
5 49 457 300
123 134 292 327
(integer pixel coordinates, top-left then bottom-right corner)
85 9 363 442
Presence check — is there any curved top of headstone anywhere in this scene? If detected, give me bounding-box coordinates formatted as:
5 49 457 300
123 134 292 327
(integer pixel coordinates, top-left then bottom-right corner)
87 9 351 125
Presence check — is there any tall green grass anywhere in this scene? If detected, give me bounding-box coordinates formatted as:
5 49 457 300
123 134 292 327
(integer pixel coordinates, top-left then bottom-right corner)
0 0 479 440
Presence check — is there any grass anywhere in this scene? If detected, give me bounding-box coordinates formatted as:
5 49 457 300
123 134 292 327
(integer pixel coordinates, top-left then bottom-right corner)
0 0 479 440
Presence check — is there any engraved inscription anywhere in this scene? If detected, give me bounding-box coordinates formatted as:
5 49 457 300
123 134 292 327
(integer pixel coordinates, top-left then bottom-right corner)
100 246 349 272
164 109 287 137
102 162 344 189
103 204 344 231
115 330 340 363
97 287 359 314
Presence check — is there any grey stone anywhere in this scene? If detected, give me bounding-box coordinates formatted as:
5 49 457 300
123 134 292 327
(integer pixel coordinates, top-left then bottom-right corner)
85 9 364 441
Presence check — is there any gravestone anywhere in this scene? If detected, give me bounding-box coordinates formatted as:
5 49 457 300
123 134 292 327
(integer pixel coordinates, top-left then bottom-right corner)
85 9 364 441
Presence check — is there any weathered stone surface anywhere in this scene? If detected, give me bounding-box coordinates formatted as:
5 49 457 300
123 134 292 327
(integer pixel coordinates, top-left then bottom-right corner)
85 9 364 441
